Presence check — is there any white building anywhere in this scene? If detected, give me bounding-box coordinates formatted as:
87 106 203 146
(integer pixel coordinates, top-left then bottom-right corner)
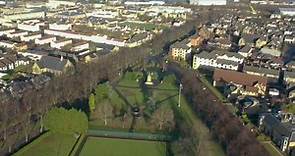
193 50 244 71
17 20 45 32
20 33 42 42
280 8 295 16
7 31 28 38
191 0 227 5
0 40 16 48
147 6 191 14
124 1 165 6
44 29 126 47
35 36 57 45
46 0 75 9
49 23 72 31
87 10 119 19
1 11 45 21
0 29 15 36
51 39 72 49
70 42 89 52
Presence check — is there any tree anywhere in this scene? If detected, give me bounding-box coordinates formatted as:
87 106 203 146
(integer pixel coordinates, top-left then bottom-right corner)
89 93 96 112
94 102 114 126
151 104 175 131
44 108 88 134
95 83 110 103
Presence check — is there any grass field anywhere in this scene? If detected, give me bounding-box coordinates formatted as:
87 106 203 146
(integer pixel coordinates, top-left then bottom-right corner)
14 133 77 156
262 142 284 156
116 72 145 105
80 137 166 156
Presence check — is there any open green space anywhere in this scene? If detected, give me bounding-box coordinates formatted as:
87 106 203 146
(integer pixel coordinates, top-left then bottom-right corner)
262 142 284 156
14 132 77 156
116 72 146 105
80 137 166 156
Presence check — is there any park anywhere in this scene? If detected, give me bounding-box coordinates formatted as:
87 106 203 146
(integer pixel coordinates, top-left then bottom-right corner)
13 63 224 156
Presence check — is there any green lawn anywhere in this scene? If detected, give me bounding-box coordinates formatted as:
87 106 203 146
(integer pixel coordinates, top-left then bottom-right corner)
116 72 145 105
14 133 77 156
262 142 284 156
80 137 166 156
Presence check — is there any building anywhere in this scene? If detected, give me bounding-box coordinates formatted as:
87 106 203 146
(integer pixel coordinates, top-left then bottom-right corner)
193 50 244 70
286 61 295 71
69 42 89 52
260 47 282 57
190 35 204 47
284 71 295 85
44 29 126 47
259 113 295 153
280 8 295 16
213 69 268 96
46 0 75 8
20 33 42 42
238 45 254 57
243 65 280 80
191 0 227 5
6 31 28 38
124 1 165 6
49 23 72 31
0 29 15 36
170 40 191 61
17 20 45 32
32 56 73 75
35 36 56 45
50 39 72 49
0 40 16 48
1 11 45 21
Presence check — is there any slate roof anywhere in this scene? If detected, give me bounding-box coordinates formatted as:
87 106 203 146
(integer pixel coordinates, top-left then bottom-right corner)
262 113 295 141
244 66 280 76
37 56 69 72
195 50 243 60
216 59 239 66
263 113 291 137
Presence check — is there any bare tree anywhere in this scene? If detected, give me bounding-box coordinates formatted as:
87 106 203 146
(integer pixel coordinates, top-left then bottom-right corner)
151 105 175 131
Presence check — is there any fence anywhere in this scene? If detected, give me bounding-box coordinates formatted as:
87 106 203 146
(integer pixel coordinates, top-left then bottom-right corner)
87 129 175 142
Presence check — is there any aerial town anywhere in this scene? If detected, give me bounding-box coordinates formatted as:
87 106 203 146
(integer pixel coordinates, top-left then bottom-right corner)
1 0 295 156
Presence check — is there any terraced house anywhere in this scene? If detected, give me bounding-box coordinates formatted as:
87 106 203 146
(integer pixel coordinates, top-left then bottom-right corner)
193 50 244 71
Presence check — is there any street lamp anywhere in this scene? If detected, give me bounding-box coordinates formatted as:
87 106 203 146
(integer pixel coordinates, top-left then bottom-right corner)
178 83 183 108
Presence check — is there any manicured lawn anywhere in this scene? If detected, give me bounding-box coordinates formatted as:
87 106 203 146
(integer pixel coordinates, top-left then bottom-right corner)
14 133 77 156
80 137 166 156
116 72 145 105
262 142 284 156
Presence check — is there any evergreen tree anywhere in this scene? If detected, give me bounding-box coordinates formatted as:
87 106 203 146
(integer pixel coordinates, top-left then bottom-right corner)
89 93 96 112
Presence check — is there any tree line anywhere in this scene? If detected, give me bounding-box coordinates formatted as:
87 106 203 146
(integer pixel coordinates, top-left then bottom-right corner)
168 63 270 156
